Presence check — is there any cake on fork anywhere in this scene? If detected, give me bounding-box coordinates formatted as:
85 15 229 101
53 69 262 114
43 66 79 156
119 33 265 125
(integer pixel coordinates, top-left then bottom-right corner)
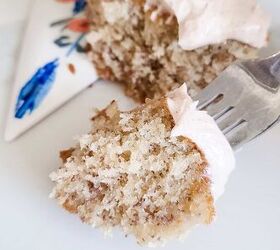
86 0 270 102
50 84 235 246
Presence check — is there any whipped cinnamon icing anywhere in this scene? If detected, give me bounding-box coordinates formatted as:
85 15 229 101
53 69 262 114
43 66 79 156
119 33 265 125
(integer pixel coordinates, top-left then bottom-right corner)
146 0 270 50
167 84 235 199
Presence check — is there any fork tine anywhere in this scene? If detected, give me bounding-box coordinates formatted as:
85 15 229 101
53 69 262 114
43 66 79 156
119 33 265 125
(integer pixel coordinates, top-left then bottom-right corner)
196 78 227 109
196 70 244 112
222 119 247 135
199 89 242 120
216 108 245 132
226 127 249 149
206 102 233 119
212 106 234 120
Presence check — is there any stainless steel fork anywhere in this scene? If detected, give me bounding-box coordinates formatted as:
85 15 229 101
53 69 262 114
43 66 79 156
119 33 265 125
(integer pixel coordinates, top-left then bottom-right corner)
194 52 280 150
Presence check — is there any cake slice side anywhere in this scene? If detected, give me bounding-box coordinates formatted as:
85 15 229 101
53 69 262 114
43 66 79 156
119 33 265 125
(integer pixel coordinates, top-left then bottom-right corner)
50 96 216 245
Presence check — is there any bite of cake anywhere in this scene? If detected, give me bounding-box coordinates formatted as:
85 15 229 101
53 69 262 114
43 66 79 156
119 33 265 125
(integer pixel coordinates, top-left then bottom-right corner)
86 0 270 102
50 84 235 246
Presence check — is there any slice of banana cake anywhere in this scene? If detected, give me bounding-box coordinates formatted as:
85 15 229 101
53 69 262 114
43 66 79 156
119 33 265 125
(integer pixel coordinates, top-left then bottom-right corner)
50 84 234 246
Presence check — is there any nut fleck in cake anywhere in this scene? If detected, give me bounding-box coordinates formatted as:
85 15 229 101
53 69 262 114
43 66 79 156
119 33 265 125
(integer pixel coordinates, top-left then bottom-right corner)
50 84 235 246
86 0 270 102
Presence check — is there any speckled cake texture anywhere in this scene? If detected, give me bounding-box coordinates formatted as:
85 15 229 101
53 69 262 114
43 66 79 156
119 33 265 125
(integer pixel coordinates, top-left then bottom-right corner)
86 0 260 102
50 95 215 246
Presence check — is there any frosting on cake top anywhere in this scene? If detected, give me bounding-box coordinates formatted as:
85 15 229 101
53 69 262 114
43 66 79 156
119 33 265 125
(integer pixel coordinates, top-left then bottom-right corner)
167 84 235 200
150 0 270 50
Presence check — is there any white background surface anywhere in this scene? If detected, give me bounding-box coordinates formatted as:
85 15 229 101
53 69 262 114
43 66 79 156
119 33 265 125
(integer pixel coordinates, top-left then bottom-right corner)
0 0 280 249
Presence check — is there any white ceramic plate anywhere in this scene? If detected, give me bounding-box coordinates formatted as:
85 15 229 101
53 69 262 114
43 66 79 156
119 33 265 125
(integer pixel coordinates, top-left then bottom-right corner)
0 0 280 249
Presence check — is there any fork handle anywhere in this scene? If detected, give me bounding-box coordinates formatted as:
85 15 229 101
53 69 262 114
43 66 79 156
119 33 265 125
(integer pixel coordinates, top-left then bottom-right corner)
239 52 280 93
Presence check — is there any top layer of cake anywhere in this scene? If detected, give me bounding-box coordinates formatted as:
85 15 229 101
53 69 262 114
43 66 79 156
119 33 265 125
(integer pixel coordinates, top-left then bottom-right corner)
145 0 270 50
167 84 235 199
86 0 261 102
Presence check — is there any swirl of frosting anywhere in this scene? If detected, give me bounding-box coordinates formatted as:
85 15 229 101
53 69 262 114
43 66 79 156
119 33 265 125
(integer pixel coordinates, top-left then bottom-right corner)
162 0 270 50
167 84 235 199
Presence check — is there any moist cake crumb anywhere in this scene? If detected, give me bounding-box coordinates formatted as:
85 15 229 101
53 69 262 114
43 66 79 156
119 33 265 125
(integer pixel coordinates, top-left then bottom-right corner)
50 96 215 246
86 0 258 102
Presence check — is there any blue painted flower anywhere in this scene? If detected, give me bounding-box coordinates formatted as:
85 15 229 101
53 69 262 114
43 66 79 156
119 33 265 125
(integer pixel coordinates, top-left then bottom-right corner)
73 0 87 14
15 58 59 119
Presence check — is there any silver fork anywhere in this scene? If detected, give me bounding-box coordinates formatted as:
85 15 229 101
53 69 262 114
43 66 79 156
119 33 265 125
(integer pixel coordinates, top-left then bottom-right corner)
194 52 280 150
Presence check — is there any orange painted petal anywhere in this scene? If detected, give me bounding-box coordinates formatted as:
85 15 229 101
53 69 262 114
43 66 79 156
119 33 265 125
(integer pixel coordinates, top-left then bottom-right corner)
67 18 90 33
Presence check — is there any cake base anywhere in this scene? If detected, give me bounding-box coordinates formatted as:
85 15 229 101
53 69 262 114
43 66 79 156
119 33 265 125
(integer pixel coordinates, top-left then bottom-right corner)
50 97 215 246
